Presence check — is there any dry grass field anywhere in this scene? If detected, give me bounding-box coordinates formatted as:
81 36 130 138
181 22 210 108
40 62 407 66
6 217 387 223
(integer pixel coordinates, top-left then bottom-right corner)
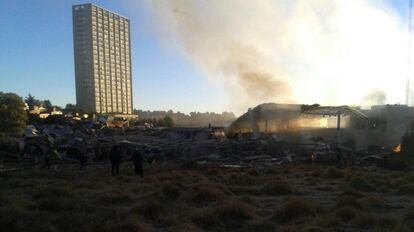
1 162 414 232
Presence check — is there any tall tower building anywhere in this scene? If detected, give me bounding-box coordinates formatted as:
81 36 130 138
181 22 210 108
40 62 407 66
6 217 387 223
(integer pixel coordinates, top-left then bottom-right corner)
72 3 132 114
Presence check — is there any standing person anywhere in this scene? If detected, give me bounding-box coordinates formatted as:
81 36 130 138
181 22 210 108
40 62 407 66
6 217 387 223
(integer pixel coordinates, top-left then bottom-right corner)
132 148 143 178
109 145 122 176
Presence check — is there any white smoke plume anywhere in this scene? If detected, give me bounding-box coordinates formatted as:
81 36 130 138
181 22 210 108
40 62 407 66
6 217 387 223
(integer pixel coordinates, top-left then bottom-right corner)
362 89 387 106
142 0 409 112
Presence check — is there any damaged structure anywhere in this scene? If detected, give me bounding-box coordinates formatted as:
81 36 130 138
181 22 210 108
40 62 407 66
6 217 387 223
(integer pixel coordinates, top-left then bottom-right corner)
3 102 414 173
228 103 414 153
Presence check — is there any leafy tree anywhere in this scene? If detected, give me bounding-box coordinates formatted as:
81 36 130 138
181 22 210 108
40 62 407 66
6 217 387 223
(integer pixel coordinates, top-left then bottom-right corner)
65 103 76 110
164 116 174 128
25 93 40 110
64 103 86 115
0 92 28 137
43 99 52 111
53 105 62 111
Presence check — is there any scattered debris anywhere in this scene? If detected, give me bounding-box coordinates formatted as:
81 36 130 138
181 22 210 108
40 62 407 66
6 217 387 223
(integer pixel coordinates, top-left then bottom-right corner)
2 105 414 171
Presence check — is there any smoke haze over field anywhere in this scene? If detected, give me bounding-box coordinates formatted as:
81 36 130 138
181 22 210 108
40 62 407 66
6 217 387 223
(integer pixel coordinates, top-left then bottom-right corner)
142 0 410 112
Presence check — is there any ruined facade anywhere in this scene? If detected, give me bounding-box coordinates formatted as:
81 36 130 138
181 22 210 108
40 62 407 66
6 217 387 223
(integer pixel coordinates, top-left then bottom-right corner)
350 105 414 150
229 103 414 152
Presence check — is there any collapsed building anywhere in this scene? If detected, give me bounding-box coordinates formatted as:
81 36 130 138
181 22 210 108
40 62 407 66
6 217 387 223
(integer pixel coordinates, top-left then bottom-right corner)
352 105 414 151
3 103 414 171
228 103 414 152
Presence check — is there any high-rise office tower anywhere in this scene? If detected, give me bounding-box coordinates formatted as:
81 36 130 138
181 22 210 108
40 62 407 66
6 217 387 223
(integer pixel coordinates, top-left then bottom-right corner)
72 3 132 114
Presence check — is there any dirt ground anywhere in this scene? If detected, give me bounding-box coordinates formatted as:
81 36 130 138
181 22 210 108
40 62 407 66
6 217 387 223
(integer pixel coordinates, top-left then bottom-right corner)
1 162 414 232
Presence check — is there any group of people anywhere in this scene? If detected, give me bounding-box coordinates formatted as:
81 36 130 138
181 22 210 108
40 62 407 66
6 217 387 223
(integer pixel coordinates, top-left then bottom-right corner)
39 141 145 178
109 145 144 177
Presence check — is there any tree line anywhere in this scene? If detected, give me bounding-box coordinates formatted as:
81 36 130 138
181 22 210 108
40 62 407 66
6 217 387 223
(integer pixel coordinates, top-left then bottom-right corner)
0 93 74 137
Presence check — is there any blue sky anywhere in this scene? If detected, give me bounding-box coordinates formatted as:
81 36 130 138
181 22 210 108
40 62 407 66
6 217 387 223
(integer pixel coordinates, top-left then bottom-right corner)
0 0 227 113
0 0 409 113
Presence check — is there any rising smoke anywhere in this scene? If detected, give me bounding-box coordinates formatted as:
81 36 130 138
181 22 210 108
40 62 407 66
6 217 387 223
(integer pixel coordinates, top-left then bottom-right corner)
362 89 387 106
143 0 409 112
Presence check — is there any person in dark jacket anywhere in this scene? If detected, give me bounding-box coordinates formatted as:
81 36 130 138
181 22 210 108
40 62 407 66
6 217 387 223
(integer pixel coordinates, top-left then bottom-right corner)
109 145 122 176
132 148 143 178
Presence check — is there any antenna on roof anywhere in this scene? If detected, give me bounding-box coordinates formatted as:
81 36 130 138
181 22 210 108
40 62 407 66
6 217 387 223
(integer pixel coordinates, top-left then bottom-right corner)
406 0 413 106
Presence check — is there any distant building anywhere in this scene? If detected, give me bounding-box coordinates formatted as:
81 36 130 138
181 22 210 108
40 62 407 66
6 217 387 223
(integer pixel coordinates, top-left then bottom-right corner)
135 109 236 127
29 106 47 115
72 3 133 114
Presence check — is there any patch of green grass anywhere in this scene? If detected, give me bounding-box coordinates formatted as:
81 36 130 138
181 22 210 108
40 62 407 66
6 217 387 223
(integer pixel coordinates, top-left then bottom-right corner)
225 173 255 185
334 206 357 222
180 160 201 170
405 172 414 182
247 168 259 176
161 182 182 200
272 197 321 223
385 177 409 189
238 195 259 206
0 191 11 205
278 224 299 232
335 196 364 210
131 199 166 222
311 170 321 177
398 184 414 196
157 170 184 182
97 190 132 205
401 207 414 230
0 203 59 232
349 176 374 191
314 185 333 191
335 194 386 211
192 200 255 230
261 179 295 195
2 164 414 231
214 199 255 221
189 183 226 205
33 185 74 200
0 204 27 232
168 222 202 232
360 196 387 209
191 207 218 229
229 186 261 195
37 196 67 212
52 211 100 232
352 213 398 231
123 215 156 232
205 168 220 177
243 219 276 232
303 226 326 232
340 188 366 198
316 215 342 228
322 167 344 179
